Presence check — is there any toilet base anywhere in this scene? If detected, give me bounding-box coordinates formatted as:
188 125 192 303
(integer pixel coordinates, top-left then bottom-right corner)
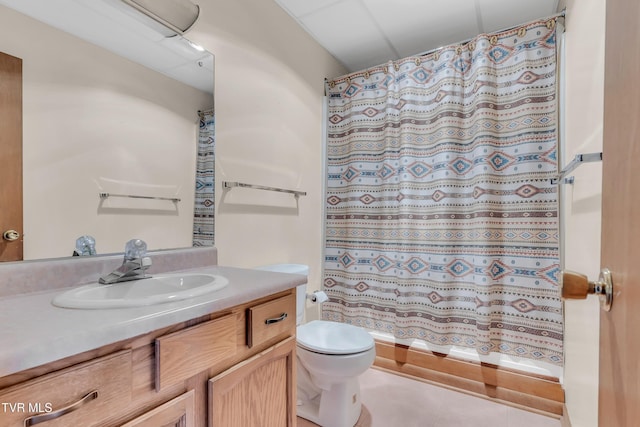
297 378 362 427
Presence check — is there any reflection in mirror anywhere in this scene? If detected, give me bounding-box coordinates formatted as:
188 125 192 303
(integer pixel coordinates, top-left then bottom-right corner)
0 0 214 261
73 235 97 257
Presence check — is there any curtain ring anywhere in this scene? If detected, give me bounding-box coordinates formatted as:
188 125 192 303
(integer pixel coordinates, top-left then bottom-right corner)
468 41 476 52
394 63 400 71
490 35 498 45
364 71 370 79
546 19 556 29
414 58 421 66
455 46 462 55
434 51 440 61
346 77 351 84
328 81 335 89
518 27 527 38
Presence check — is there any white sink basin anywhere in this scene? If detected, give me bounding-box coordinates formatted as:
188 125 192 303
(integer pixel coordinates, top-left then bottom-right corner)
52 273 229 309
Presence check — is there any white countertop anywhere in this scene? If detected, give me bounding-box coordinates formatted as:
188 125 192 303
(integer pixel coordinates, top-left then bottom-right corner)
0 265 305 378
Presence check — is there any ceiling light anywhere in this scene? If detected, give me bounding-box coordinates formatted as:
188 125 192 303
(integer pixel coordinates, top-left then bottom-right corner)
119 0 199 37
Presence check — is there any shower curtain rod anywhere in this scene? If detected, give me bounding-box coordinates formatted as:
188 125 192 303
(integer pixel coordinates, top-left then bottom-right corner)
325 9 566 85
414 9 566 59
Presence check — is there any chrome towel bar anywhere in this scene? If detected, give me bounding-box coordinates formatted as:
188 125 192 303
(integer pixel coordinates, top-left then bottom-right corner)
223 181 306 197
99 192 181 203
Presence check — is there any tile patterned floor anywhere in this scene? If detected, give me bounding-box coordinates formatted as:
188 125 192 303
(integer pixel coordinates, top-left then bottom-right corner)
297 368 562 427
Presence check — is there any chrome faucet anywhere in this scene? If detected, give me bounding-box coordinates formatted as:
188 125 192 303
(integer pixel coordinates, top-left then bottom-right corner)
99 239 152 284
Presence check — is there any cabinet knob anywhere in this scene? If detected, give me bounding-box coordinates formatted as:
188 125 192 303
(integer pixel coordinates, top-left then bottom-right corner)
562 268 613 311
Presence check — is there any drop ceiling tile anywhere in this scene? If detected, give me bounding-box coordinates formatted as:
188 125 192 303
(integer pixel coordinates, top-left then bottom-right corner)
363 0 480 58
299 0 397 72
478 0 559 34
273 0 341 18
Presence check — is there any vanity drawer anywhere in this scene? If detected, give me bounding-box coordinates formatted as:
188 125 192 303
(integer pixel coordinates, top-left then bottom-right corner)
120 390 195 427
0 350 132 427
155 313 237 391
247 292 296 348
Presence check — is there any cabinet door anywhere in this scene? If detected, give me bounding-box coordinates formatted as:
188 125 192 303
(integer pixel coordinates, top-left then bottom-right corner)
208 337 296 427
121 390 195 427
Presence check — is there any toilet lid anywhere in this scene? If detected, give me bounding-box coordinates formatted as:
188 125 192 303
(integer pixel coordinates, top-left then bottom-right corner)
296 320 374 355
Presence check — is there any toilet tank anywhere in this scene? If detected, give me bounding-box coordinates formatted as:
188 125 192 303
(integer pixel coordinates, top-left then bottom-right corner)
254 264 308 325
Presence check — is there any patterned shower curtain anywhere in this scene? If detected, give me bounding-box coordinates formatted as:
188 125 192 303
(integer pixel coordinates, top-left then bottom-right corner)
193 110 215 246
323 19 562 365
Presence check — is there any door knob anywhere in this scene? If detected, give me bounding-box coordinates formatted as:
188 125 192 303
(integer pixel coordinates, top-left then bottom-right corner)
2 230 20 242
562 268 613 311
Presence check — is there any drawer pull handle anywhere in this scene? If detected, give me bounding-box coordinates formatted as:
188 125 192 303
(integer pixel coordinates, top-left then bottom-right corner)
23 390 98 426
265 312 288 325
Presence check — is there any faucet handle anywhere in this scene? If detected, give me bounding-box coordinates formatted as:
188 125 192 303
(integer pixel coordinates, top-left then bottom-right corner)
124 239 148 260
141 256 152 269
74 235 97 256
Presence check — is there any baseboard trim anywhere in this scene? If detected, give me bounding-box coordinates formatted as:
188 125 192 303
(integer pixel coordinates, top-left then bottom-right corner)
373 340 565 416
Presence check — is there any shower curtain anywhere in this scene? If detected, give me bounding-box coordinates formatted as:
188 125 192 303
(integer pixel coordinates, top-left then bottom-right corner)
193 110 215 246
323 19 562 365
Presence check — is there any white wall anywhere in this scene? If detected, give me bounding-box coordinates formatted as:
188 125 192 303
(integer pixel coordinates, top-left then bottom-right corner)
187 0 346 309
0 6 212 259
559 0 605 426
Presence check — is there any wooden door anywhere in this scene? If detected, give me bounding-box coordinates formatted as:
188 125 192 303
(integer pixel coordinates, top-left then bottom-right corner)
0 51 23 262
599 0 640 425
208 337 296 427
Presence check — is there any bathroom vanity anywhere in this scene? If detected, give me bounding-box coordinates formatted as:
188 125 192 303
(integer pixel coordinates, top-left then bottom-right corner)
0 250 303 427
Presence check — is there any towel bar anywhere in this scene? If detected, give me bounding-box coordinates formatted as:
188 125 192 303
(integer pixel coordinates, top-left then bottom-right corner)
99 193 181 203
222 181 306 197
551 152 602 185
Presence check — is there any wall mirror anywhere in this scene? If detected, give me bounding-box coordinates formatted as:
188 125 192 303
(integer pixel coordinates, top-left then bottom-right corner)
0 0 214 262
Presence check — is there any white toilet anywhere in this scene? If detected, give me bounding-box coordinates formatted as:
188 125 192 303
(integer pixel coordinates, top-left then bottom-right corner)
255 264 376 427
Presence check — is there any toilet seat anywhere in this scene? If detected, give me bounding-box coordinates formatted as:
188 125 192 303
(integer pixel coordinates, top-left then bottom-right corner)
297 320 374 355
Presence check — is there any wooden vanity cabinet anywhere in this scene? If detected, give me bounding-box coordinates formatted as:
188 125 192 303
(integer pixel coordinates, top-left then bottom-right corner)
209 293 297 427
0 289 297 427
